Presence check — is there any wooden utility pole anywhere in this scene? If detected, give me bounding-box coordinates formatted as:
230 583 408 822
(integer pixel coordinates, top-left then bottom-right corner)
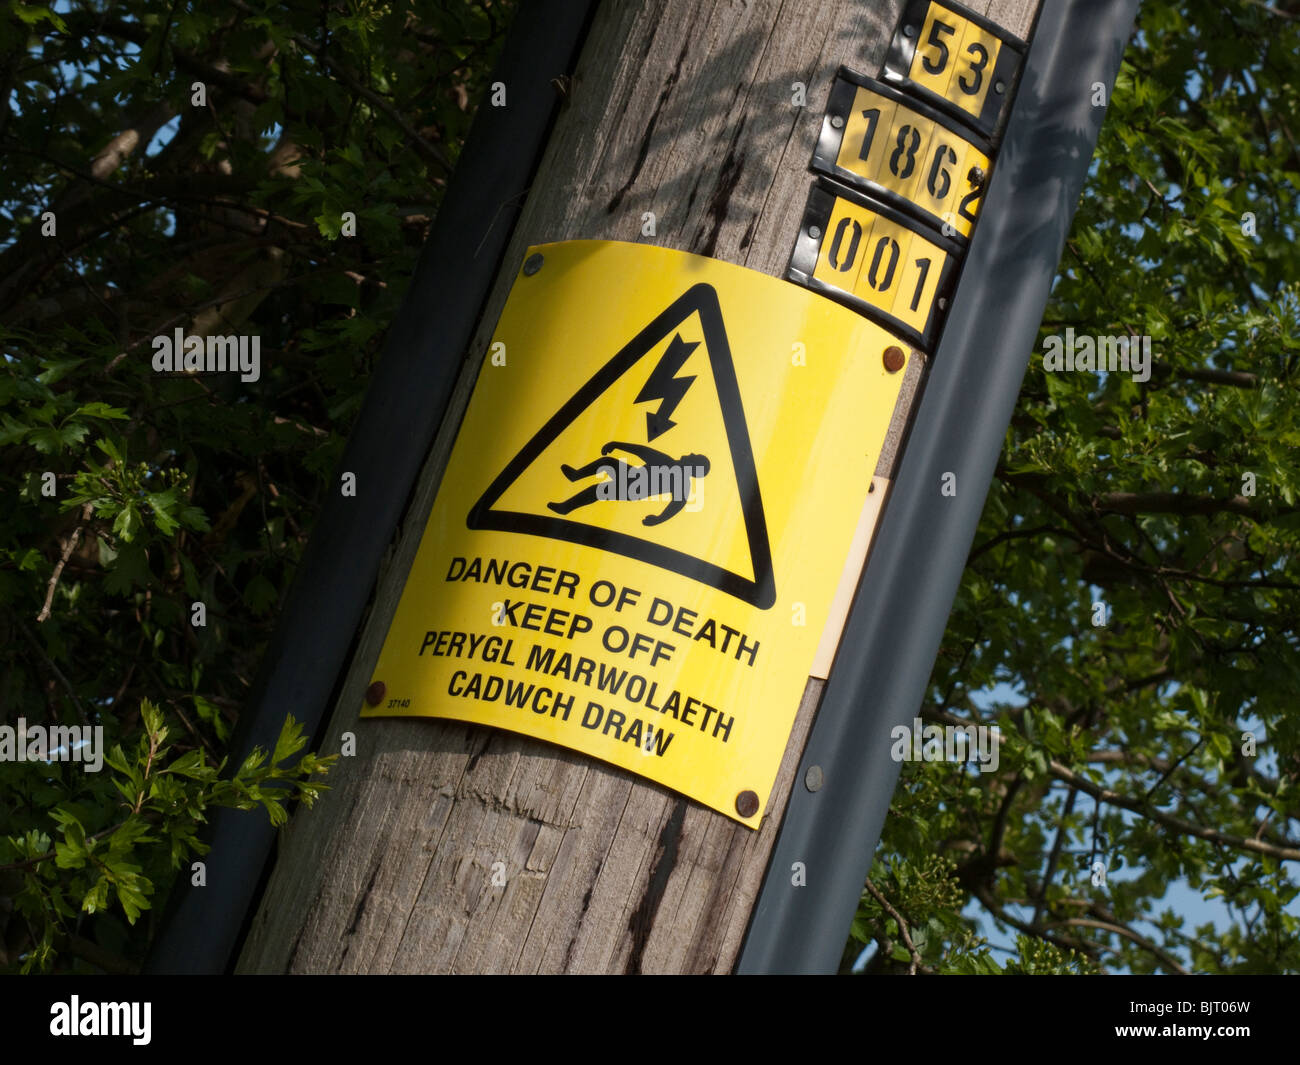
237 0 1040 974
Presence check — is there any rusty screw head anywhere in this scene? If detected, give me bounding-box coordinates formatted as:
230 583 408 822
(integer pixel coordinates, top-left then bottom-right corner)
883 345 906 373
365 681 386 706
523 252 544 276
736 790 760 818
969 165 987 187
830 114 844 129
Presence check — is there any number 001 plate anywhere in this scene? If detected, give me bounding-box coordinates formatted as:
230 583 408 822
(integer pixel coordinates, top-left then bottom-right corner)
812 68 992 241
788 179 960 352
883 0 1025 140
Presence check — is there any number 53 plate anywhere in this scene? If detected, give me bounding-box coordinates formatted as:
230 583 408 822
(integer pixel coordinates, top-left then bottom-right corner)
883 0 1025 140
812 68 992 241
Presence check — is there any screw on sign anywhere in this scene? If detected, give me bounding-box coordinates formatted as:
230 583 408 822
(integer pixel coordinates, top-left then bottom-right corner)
736 790 761 818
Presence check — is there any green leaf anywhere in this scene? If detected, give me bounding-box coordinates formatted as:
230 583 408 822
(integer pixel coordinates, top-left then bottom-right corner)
74 402 128 420
167 751 215 782
272 715 306 767
26 423 88 453
242 573 278 615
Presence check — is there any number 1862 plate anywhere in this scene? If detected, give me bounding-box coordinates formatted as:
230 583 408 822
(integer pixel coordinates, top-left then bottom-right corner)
812 69 992 241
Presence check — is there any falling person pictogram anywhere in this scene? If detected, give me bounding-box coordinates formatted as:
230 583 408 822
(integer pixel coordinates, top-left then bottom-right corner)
548 441 710 526
468 284 775 607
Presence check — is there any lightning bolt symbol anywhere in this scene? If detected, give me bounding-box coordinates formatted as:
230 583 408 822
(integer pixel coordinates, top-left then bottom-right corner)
636 333 699 441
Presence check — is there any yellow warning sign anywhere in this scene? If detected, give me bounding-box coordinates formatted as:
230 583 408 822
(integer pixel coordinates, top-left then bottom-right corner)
363 240 910 825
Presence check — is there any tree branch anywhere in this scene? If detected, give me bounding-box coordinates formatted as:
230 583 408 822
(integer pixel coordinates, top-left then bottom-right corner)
969 882 1098 958
1094 491 1259 518
1032 784 1079 928
928 708 1300 861
35 503 91 623
1178 367 1258 388
64 933 139 975
864 878 928 975
1051 917 1190 975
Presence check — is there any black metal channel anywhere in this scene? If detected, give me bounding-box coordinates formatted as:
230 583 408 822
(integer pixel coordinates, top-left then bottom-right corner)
736 0 1143 974
144 0 599 974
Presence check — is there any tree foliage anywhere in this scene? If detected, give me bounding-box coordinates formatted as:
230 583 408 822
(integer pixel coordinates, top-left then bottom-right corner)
855 0 1300 974
0 0 510 972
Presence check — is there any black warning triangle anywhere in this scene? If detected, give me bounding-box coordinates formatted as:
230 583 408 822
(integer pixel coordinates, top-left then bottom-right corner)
467 283 775 609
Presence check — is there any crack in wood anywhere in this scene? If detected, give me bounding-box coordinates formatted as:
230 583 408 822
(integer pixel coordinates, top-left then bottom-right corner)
684 172 703 218
283 879 328 971
464 731 492 775
337 861 381 969
739 214 757 250
285 921 306 972
559 875 599 972
623 798 688 974
459 785 575 831
606 37 691 214
692 114 747 257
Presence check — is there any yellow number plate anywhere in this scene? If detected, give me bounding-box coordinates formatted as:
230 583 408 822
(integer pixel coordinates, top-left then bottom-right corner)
883 0 1025 140
788 180 959 351
812 70 991 240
